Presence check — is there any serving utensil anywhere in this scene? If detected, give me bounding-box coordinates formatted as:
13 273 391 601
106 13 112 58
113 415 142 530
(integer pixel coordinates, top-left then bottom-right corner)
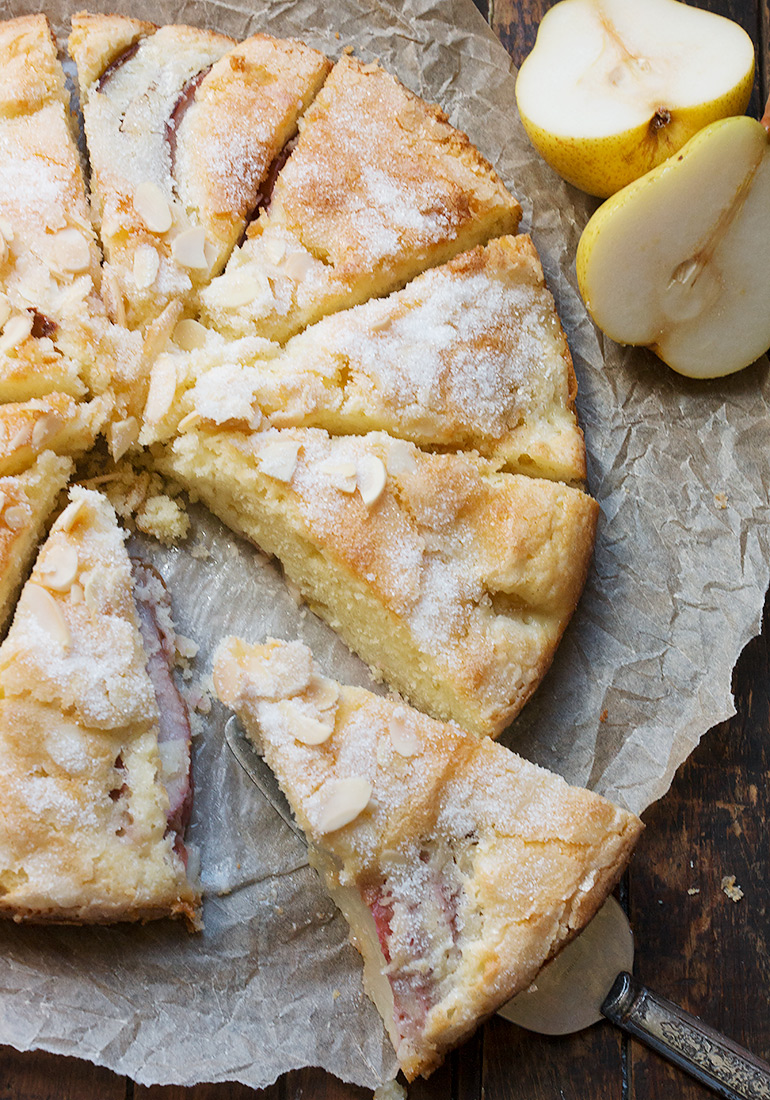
225 717 770 1099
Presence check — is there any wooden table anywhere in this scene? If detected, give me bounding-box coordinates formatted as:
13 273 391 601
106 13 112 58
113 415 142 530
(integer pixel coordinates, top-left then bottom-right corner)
5 2 770 1097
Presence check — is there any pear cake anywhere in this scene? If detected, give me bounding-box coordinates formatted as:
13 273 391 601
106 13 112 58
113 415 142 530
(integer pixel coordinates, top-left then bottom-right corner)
157 425 598 737
0 487 200 925
199 53 522 343
213 637 643 1080
70 13 331 331
141 235 585 483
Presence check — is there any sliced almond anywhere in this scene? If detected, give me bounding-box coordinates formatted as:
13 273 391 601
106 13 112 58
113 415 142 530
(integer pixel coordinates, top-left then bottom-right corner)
278 699 334 745
57 496 86 533
177 410 202 432
173 318 208 351
0 312 33 352
0 490 6 512
357 454 387 507
38 543 78 592
50 228 91 274
133 244 160 289
305 674 340 713
103 269 126 326
69 581 84 605
3 504 27 530
263 237 286 265
389 709 420 757
25 583 71 649
0 298 10 329
109 416 140 461
31 412 63 451
0 218 14 244
176 634 198 659
318 777 372 833
386 438 417 475
8 425 30 451
172 227 208 270
134 182 172 234
318 459 357 493
259 439 299 482
144 358 177 424
282 248 315 282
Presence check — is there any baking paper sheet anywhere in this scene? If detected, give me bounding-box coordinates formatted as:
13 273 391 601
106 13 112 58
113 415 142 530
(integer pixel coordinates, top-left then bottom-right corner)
1 0 769 1089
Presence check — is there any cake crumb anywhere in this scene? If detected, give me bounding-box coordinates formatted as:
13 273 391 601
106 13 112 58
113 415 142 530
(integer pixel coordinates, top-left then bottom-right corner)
136 493 189 544
332 988 341 1000
599 708 608 723
714 492 728 509
687 887 700 896
373 1082 406 1100
721 875 744 902
191 542 211 561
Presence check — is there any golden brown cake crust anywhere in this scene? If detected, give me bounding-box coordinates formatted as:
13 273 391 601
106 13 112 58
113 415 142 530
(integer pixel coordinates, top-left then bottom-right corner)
214 637 643 1080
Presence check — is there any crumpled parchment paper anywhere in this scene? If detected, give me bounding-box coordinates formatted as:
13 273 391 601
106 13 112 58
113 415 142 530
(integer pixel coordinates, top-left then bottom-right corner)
0 0 768 1090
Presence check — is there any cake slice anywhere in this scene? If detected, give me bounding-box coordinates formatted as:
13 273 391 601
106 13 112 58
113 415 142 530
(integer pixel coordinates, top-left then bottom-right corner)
70 13 331 330
0 450 73 634
0 392 110 476
158 425 598 736
0 15 118 403
144 236 585 482
0 487 200 925
213 637 643 1080
200 54 522 343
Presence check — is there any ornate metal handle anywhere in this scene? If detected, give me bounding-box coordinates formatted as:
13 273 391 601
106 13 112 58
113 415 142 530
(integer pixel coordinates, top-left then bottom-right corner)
602 972 770 1100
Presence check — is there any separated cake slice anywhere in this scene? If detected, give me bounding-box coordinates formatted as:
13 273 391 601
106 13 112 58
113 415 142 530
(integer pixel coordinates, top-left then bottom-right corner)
157 425 598 736
0 487 200 925
144 236 585 482
70 13 331 330
0 15 120 404
213 637 643 1080
200 54 522 343
0 450 73 634
0 391 110 476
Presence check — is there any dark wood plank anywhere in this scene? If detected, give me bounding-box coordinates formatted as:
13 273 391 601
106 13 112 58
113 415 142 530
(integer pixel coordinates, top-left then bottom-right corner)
490 0 551 68
627 590 770 1099
761 0 770 105
0 1045 126 1100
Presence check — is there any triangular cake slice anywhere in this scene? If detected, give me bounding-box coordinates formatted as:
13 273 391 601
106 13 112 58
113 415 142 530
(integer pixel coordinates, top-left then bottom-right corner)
0 487 200 925
143 236 585 482
0 15 120 403
70 13 331 330
0 450 73 634
200 54 522 343
213 637 643 1080
158 425 598 736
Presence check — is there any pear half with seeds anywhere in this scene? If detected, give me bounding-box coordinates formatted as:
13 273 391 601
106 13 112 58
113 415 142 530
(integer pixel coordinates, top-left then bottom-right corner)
516 0 755 198
576 113 770 379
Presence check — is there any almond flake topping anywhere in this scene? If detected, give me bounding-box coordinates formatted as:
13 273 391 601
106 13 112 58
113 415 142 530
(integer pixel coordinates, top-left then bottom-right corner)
8 426 30 451
31 413 63 451
282 249 315 282
386 438 417 475
134 182 172 234
38 543 78 592
0 298 10 329
172 227 208 270
133 244 160 289
226 269 271 308
0 218 13 244
0 491 6 512
26 583 71 649
0 312 33 352
305 674 340 712
174 318 208 351
318 777 373 833
57 497 86 533
389 708 421 756
3 504 27 530
109 416 139 461
51 228 91 274
319 460 357 493
357 454 387 506
144 359 177 424
278 699 334 745
69 582 84 605
263 237 286 265
259 439 299 482
177 410 202 432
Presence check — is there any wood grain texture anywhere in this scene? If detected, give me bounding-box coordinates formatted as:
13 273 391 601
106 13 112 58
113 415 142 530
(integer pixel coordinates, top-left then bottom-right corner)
0 1045 125 1100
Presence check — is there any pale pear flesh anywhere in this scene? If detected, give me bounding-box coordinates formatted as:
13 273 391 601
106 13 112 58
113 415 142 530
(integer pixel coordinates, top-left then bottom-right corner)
576 116 770 378
516 0 755 196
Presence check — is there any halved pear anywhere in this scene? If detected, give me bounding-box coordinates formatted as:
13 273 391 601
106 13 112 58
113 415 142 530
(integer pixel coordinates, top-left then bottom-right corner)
576 114 770 378
516 0 755 198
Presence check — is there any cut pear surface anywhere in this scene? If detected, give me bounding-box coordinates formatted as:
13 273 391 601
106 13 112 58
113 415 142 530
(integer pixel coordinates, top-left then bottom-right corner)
516 0 755 197
576 116 770 378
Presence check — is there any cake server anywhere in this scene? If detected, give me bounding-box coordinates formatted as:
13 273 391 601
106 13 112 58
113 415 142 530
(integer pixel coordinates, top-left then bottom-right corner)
225 717 770 1099
499 895 770 1100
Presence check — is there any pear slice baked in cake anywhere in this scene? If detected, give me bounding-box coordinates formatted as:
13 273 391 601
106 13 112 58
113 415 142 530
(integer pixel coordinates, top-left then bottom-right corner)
157 425 598 737
200 54 522 344
143 236 585 483
0 487 200 925
70 12 331 330
0 15 122 404
213 637 643 1080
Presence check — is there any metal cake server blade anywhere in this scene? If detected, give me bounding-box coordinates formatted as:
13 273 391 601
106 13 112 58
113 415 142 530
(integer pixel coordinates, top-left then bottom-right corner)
500 896 770 1100
225 717 770 1099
